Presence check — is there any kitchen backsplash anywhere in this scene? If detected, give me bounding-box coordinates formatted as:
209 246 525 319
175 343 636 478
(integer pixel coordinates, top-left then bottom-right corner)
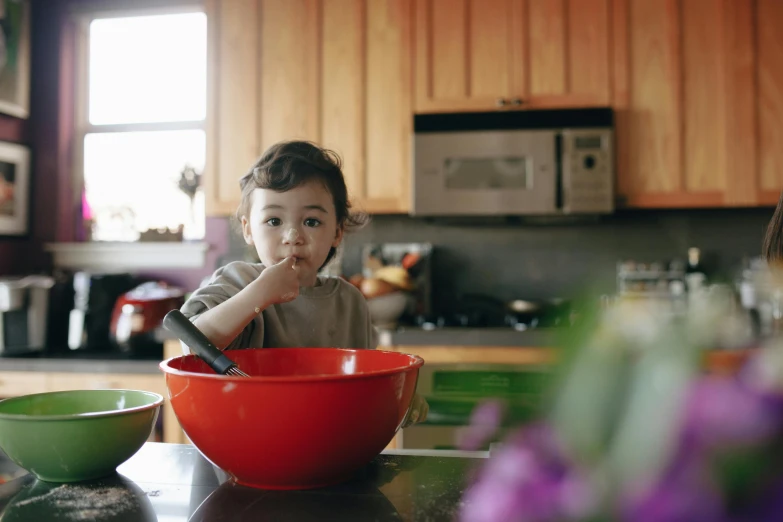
216 207 774 315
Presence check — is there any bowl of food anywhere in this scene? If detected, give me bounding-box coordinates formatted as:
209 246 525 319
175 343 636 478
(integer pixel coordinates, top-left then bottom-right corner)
0 389 163 483
159 347 423 490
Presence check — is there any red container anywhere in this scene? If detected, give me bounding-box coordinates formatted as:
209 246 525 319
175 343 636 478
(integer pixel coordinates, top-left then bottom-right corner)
160 348 423 490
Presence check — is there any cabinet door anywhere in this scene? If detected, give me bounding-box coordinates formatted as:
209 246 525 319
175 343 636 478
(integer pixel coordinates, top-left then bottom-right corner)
613 0 756 208
321 0 413 213
259 0 320 152
757 0 783 205
206 0 259 215
208 0 409 216
414 0 611 113
206 0 320 215
526 0 611 108
414 0 518 112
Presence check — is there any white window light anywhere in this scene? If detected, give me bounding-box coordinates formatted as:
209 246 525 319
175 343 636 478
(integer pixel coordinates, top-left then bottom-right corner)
76 9 207 243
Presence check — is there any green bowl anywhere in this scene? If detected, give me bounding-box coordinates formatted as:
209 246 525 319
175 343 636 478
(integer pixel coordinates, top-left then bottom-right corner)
0 389 163 483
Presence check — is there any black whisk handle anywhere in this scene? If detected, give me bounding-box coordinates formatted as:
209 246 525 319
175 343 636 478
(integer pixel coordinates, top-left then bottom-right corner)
163 309 237 375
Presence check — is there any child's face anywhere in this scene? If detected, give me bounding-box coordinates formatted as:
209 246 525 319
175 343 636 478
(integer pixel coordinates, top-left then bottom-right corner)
241 180 343 287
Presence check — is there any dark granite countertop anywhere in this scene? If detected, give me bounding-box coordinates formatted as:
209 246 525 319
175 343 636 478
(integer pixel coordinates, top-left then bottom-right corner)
0 442 485 521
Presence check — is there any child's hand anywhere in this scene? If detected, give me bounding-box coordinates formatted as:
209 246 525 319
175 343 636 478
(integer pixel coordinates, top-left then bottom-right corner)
258 256 300 306
402 393 429 428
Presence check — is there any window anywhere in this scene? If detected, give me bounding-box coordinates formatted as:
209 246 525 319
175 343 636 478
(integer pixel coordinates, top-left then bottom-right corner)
75 9 207 242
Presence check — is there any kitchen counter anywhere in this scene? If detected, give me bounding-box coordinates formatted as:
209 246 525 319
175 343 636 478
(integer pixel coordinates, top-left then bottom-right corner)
383 326 561 348
0 328 557 374
0 354 161 374
0 442 485 521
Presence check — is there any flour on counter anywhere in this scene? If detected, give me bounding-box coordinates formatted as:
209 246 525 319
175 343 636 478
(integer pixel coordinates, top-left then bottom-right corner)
13 484 139 520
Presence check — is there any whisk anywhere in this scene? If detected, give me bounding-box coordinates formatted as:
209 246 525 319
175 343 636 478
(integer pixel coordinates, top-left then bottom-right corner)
163 310 250 377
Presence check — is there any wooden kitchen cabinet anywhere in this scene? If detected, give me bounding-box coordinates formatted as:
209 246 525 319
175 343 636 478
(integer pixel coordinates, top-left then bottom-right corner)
757 0 783 205
205 0 413 216
46 372 185 445
322 0 413 213
387 345 556 365
0 372 47 398
0 369 185 444
206 0 320 215
413 0 612 113
46 373 165 394
613 0 783 208
203 0 783 214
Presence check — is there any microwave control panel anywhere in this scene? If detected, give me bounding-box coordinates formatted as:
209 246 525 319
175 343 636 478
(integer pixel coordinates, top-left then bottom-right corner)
560 128 614 214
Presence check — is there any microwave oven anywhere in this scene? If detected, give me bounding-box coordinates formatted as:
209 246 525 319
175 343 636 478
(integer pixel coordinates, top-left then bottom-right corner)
412 108 614 216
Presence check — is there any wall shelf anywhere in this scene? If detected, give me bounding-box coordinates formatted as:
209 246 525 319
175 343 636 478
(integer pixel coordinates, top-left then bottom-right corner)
44 242 210 271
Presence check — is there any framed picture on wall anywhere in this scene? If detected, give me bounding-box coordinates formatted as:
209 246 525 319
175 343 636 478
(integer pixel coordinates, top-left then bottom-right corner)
0 141 29 236
0 0 29 119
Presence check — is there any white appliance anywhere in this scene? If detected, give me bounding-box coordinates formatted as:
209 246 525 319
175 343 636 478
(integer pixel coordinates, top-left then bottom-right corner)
0 276 54 354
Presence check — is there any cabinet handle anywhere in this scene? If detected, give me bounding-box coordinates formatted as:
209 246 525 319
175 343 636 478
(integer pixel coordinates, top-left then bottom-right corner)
511 98 524 106
496 98 508 107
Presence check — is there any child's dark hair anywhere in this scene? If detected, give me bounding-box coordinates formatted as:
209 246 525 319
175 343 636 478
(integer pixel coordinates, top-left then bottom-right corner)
237 140 368 268
764 191 783 263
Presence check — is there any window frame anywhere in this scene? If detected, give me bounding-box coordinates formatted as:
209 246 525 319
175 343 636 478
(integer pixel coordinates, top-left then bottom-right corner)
71 3 207 242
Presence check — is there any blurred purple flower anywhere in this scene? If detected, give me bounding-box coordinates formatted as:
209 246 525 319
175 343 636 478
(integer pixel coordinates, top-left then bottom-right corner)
459 423 595 522
620 374 783 522
456 400 506 451
682 377 783 451
621 476 725 522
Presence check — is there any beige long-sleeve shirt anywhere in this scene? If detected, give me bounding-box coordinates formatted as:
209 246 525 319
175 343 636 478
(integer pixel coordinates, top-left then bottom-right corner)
181 261 378 352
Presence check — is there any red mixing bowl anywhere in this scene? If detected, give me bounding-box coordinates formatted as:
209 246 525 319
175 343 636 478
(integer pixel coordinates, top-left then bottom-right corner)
159 347 423 490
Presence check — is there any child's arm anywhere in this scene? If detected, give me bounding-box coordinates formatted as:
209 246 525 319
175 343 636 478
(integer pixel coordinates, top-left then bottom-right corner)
192 257 300 350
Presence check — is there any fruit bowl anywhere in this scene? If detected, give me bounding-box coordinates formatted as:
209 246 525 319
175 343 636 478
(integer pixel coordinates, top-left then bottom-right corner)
367 291 409 328
160 347 423 490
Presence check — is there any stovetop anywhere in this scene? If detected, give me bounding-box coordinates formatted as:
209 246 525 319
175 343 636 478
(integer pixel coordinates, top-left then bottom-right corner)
411 312 570 331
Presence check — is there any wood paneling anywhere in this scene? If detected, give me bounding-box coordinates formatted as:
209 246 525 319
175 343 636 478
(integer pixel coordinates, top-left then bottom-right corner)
568 0 610 102
758 0 783 197
721 0 757 206
208 0 411 216
431 0 468 100
682 0 723 193
469 0 512 98
611 0 630 199
0 372 47 397
206 0 783 214
388 346 557 365
321 0 365 204
416 0 516 112
259 0 321 151
212 0 258 214
365 0 413 211
415 0 610 112
615 0 773 208
529 0 566 95
626 0 682 195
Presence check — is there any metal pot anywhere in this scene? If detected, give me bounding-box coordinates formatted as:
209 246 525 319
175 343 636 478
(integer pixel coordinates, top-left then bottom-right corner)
505 298 572 329
456 294 571 329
